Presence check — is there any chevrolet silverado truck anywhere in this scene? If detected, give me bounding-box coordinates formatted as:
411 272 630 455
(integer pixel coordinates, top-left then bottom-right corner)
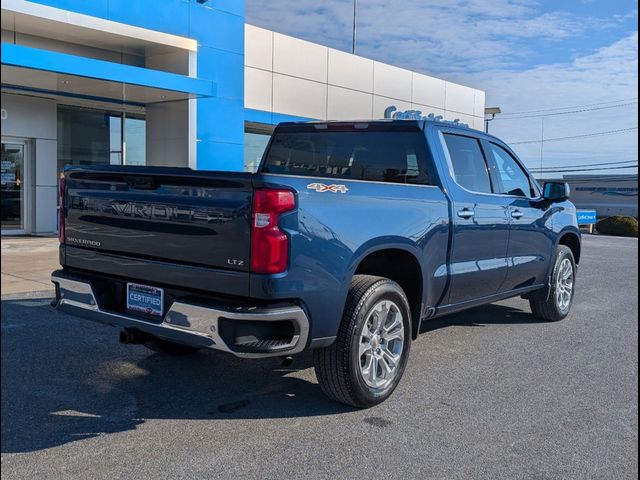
51 114 580 408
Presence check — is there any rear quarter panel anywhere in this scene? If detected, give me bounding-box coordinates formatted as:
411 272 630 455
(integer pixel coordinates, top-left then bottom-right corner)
250 174 450 339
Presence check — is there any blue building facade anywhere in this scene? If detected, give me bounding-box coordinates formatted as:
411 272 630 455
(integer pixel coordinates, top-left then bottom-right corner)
1 0 485 234
3 0 247 171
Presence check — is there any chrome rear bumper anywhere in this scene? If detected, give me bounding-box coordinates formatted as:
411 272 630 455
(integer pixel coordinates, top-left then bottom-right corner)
51 271 309 358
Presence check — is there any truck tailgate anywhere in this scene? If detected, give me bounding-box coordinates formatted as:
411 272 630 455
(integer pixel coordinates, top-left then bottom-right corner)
63 166 252 275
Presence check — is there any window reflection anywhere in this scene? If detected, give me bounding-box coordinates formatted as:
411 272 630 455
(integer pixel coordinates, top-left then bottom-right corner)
244 131 270 172
57 106 146 174
124 115 146 166
110 115 122 165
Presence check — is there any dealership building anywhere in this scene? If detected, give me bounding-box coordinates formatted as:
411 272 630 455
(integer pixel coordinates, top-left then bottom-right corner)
559 174 638 218
1 0 486 235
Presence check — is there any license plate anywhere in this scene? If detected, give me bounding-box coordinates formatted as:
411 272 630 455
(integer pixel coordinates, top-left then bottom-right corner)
127 283 164 317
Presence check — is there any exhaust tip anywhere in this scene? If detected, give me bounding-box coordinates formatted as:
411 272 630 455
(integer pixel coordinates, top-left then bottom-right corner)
281 356 294 367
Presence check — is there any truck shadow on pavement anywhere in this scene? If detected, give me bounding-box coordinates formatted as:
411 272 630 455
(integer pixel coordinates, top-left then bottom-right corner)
419 303 543 334
2 295 539 453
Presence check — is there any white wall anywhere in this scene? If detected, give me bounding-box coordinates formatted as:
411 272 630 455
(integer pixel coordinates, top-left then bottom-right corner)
1 29 145 67
1 92 58 233
244 25 485 130
145 100 191 167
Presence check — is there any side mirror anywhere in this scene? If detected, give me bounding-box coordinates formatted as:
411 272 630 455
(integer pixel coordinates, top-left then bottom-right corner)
543 181 570 201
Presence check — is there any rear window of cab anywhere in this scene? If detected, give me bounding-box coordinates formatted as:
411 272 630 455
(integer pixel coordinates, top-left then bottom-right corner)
261 126 434 185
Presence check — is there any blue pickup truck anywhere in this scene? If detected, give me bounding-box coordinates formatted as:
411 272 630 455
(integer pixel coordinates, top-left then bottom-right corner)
52 115 580 407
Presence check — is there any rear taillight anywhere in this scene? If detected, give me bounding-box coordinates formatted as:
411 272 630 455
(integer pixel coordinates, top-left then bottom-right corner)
250 189 295 274
58 175 66 243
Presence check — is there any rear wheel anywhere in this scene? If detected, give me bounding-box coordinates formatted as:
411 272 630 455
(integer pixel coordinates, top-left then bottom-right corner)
313 275 411 408
143 337 200 356
529 245 576 322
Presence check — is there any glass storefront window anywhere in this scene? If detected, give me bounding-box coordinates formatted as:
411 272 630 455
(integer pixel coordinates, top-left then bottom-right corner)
58 106 146 174
58 107 119 171
244 131 271 172
109 115 122 165
124 115 146 166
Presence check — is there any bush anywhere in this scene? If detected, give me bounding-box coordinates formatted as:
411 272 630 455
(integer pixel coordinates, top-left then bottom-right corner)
595 215 638 237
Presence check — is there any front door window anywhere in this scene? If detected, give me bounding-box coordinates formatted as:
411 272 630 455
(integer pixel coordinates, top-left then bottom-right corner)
1 142 25 231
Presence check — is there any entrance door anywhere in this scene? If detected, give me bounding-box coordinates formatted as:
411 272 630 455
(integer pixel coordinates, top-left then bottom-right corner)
1 140 27 234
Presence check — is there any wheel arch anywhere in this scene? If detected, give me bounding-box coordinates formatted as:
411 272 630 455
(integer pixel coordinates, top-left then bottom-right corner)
558 230 581 265
351 246 424 340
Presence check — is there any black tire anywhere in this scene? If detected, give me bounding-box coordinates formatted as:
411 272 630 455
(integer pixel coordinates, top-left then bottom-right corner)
529 245 576 322
143 337 200 356
313 275 412 408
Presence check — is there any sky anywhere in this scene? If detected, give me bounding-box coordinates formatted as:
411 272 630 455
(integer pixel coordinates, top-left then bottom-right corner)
246 0 638 177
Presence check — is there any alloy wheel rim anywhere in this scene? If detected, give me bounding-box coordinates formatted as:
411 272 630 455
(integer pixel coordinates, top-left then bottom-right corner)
555 258 574 312
358 300 405 389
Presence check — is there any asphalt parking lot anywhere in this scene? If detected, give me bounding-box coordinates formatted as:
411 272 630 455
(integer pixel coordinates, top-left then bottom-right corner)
1 235 637 479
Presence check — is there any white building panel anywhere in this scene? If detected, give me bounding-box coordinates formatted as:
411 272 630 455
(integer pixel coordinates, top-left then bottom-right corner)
445 82 476 115
327 86 373 120
327 48 373 93
443 111 475 127
146 101 189 167
1 93 56 140
474 90 486 118
373 61 412 101
1 0 198 52
245 66 272 112
272 73 327 119
35 185 57 233
372 96 412 119
34 138 57 187
272 33 327 83
411 103 445 118
472 116 485 131
411 73 446 109
243 25 485 125
245 24 272 71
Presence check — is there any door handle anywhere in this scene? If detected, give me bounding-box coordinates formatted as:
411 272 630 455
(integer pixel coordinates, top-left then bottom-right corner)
457 208 475 219
511 210 524 219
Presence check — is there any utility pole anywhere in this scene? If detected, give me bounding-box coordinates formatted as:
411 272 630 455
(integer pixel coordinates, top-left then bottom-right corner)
352 0 358 55
540 116 545 176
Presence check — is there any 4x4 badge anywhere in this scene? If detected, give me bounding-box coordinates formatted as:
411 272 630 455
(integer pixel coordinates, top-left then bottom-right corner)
307 183 349 194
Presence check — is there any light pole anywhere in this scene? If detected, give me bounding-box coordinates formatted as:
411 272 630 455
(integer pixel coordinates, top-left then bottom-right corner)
484 106 501 133
352 0 358 55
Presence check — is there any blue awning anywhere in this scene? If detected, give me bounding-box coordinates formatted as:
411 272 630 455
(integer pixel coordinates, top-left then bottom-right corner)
1 43 215 104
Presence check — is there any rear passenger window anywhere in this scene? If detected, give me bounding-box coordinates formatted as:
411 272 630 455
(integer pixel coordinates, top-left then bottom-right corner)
262 130 432 185
442 134 492 193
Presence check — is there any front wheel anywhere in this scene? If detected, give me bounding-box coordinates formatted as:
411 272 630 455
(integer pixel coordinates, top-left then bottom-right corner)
313 275 412 408
529 245 576 322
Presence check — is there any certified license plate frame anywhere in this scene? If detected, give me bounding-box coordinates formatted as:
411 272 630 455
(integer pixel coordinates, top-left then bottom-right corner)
126 283 164 317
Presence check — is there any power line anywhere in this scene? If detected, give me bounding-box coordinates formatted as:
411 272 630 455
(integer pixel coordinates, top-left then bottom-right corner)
495 101 637 120
496 98 638 116
536 160 638 170
530 164 638 173
552 175 639 182
510 127 638 145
